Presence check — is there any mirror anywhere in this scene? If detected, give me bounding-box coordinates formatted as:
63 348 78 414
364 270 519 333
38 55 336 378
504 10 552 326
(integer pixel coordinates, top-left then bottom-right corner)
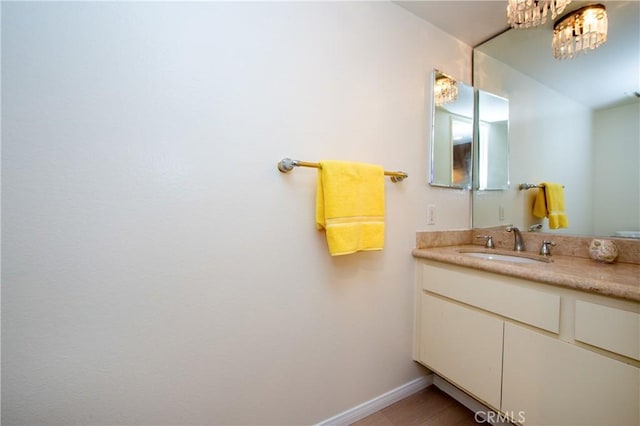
473 1 640 237
475 90 509 191
430 69 473 189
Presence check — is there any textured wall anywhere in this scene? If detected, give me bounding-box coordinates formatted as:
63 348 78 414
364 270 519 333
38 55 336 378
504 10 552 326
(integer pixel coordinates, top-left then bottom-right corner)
2 2 471 424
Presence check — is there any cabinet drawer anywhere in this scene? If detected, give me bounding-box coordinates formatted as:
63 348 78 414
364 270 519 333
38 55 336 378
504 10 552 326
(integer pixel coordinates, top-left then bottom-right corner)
575 301 640 361
422 262 560 333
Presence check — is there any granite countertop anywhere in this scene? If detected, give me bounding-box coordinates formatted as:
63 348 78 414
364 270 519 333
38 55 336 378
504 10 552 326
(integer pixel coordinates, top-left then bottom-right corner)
412 245 640 302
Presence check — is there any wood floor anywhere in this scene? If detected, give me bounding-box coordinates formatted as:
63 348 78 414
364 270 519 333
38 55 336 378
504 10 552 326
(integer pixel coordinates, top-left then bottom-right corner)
351 386 479 426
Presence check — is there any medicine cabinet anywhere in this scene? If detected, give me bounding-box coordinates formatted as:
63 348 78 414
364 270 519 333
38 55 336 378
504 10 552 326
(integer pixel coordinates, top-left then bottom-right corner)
429 69 509 192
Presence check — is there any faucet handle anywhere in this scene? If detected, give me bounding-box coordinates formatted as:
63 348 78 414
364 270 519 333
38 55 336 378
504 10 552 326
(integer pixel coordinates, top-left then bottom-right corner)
540 240 557 256
476 235 495 249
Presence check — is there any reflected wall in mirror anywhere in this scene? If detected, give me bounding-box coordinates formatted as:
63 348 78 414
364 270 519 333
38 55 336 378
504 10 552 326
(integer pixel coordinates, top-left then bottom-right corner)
476 90 509 191
430 69 473 189
473 0 640 238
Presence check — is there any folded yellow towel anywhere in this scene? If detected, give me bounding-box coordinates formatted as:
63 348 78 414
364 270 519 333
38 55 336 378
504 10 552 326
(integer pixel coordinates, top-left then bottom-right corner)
316 160 385 256
533 182 569 229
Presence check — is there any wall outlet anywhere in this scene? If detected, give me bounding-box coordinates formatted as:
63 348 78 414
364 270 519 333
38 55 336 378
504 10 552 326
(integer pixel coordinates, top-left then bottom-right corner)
499 204 505 221
427 204 436 225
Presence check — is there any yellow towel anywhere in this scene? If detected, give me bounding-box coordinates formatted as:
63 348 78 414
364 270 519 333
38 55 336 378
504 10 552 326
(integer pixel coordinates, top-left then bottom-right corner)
533 182 569 229
316 160 385 256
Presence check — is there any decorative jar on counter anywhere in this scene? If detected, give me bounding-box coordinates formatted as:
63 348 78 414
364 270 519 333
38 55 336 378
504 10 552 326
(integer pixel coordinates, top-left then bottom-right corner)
589 239 618 263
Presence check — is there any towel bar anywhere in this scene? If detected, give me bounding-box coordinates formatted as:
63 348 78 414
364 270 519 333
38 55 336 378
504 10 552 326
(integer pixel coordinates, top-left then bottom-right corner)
519 183 564 190
277 158 408 182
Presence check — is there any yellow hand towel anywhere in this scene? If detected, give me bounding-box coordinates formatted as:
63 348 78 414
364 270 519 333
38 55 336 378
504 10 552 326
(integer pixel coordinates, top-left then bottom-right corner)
316 160 385 256
533 182 569 229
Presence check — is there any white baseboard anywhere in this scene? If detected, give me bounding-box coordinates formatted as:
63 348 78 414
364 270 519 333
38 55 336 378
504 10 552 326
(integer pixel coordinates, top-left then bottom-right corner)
316 374 434 426
433 375 489 416
433 375 512 426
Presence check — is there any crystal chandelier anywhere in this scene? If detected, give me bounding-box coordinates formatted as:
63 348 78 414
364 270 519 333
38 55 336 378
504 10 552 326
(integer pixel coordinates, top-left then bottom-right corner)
507 0 571 28
434 76 458 107
552 4 608 60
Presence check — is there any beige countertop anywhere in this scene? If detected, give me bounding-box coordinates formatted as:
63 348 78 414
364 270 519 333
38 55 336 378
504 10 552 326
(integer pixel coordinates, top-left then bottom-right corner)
412 245 640 302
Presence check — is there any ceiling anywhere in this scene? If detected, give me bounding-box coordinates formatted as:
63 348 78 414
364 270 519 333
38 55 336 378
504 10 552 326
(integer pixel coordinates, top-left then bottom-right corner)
393 1 509 47
394 1 640 110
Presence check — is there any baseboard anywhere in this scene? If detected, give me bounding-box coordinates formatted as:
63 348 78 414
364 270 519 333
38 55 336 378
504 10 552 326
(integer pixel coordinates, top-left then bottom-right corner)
433 375 512 426
316 374 433 426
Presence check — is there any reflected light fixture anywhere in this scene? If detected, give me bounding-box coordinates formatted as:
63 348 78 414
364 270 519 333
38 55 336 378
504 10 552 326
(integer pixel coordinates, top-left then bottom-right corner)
552 4 608 60
507 0 571 28
434 76 458 106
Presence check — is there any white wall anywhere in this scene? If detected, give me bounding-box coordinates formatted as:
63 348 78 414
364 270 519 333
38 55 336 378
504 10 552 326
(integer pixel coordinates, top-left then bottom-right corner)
473 52 593 235
1 2 471 425
593 102 640 236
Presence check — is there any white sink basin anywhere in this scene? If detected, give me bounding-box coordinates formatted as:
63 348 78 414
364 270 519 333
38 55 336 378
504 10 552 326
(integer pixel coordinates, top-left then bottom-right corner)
462 252 547 264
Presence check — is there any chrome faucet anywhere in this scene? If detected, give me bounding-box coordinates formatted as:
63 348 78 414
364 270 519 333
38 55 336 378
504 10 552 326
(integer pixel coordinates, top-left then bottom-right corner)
506 225 525 252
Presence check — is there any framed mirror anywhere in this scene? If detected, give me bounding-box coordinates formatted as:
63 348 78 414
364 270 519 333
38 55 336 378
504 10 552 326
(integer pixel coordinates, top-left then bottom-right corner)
430 69 473 189
472 1 640 237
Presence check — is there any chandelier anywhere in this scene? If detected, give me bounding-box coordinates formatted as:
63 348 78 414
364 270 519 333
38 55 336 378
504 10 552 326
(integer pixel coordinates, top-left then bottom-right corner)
552 4 608 60
434 76 458 106
507 0 571 28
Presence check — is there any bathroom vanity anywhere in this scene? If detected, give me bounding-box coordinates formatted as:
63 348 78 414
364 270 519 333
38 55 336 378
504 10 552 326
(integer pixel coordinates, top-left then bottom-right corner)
413 233 640 425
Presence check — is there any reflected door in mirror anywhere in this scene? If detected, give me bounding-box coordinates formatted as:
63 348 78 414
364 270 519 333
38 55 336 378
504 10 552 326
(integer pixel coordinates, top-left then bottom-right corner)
430 69 474 189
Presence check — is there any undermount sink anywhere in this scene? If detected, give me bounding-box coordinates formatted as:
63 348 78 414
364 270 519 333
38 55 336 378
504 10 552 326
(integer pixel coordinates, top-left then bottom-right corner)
461 251 549 264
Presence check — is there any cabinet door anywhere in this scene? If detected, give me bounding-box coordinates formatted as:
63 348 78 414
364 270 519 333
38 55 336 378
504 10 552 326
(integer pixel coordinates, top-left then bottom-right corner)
502 322 640 426
420 293 503 409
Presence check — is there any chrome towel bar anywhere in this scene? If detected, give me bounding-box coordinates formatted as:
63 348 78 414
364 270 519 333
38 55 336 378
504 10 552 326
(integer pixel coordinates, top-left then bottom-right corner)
519 183 564 190
277 158 408 182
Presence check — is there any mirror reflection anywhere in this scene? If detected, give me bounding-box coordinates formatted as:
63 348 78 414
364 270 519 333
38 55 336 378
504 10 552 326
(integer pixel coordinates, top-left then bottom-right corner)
476 90 509 191
472 1 640 237
430 69 473 189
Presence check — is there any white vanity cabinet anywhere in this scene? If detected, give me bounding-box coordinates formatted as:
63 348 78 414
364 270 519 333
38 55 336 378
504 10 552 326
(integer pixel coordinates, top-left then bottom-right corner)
420 293 503 408
414 259 640 426
502 322 640 426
